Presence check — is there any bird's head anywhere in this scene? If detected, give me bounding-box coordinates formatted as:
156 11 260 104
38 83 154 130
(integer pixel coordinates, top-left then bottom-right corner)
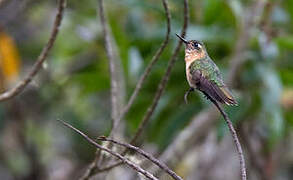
176 34 206 59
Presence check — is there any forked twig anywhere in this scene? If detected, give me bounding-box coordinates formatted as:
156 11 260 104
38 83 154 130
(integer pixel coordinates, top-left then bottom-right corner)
0 0 66 102
59 120 159 180
98 136 183 180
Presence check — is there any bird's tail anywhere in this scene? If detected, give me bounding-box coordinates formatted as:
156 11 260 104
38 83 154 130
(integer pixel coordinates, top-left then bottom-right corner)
196 74 238 106
218 86 238 106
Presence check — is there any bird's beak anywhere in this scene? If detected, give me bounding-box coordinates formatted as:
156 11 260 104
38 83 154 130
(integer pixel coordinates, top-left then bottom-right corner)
176 33 188 44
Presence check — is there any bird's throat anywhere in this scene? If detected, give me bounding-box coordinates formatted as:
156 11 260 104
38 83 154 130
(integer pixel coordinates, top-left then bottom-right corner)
185 50 206 69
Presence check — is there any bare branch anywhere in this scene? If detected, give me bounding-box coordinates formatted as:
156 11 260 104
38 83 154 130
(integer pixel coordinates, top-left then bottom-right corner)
206 95 246 180
98 136 183 180
98 0 121 135
59 120 159 180
118 0 171 121
79 0 126 178
130 0 189 145
0 0 66 102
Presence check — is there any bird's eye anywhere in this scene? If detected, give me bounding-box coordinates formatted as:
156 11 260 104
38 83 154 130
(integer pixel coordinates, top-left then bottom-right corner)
193 42 200 49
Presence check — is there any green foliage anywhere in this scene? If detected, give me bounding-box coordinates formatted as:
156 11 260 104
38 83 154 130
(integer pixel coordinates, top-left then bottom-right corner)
1 0 293 178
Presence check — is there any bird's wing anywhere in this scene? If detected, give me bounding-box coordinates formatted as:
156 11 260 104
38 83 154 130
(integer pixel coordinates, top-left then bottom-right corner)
191 69 238 105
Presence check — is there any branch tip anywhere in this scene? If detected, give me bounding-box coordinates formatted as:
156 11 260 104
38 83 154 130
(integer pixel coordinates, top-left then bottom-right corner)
0 0 66 102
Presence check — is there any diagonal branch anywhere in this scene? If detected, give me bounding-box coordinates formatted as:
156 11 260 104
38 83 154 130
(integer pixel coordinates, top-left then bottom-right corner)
98 136 183 180
118 0 171 122
59 120 159 180
129 0 189 145
205 94 246 180
0 0 66 102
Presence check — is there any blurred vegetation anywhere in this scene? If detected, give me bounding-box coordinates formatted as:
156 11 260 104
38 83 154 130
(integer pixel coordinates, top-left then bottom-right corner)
0 0 292 179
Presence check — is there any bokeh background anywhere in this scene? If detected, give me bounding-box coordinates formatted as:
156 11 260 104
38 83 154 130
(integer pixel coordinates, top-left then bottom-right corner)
0 0 292 179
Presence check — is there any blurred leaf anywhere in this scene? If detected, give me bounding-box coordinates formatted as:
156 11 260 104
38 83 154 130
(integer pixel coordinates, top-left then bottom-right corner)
0 30 21 88
275 36 293 50
257 64 284 147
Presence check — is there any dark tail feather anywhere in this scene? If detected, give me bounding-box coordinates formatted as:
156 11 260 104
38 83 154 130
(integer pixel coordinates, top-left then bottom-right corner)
202 82 237 106
215 86 238 105
197 75 237 106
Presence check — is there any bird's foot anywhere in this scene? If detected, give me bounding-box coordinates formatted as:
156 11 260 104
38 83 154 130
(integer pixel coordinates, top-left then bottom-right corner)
202 91 215 103
184 87 194 104
203 94 209 100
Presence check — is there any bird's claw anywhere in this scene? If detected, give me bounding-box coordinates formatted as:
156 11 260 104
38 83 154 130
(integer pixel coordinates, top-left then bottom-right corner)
184 88 194 104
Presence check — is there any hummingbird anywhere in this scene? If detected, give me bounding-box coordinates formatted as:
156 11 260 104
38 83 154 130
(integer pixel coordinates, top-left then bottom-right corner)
176 34 237 105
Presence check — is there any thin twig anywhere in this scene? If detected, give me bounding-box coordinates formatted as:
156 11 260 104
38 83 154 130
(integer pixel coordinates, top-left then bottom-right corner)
0 0 66 102
98 0 120 135
98 136 183 180
99 0 126 174
129 0 189 145
59 120 159 180
80 0 123 178
118 0 171 121
206 95 246 180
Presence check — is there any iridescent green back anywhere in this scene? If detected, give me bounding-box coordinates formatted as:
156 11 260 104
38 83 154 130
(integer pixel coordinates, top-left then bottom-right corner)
190 56 224 87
